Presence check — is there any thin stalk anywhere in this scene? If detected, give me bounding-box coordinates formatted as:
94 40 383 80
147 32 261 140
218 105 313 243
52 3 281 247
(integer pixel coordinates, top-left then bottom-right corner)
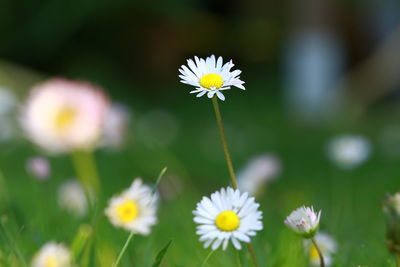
311 238 325 267
200 250 215 267
112 231 135 267
0 222 27 267
396 253 400 267
246 243 259 267
211 96 259 267
211 96 237 189
71 150 101 202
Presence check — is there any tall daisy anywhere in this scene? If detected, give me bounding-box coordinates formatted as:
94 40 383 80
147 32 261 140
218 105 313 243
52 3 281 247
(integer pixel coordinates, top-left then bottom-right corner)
21 78 109 154
193 187 263 250
179 55 245 101
105 178 157 235
31 242 72 267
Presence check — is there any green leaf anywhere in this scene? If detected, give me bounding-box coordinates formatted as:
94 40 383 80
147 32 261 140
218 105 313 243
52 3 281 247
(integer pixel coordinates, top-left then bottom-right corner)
152 240 172 267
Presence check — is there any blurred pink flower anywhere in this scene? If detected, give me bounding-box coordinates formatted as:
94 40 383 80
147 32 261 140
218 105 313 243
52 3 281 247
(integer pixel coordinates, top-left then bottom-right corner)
26 157 50 180
21 78 109 154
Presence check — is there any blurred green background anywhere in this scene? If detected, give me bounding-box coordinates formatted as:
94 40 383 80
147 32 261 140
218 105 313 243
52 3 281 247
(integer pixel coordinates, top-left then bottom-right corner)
1 0 400 266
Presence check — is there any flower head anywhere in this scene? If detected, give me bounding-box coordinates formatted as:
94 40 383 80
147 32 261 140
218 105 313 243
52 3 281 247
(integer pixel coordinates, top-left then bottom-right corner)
193 187 263 250
237 154 281 196
179 55 245 101
105 178 157 235
285 206 321 238
327 135 371 170
21 78 109 154
31 242 71 267
26 157 51 180
101 103 131 149
58 180 88 217
304 232 337 266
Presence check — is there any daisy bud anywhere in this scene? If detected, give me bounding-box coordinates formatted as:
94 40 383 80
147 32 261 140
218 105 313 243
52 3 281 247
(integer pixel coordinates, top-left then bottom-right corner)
285 206 321 238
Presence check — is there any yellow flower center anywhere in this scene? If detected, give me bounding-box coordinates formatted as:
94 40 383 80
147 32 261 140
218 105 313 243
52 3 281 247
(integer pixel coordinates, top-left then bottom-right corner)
215 210 240 231
310 244 319 262
116 200 139 223
55 107 76 130
45 256 57 267
199 73 224 89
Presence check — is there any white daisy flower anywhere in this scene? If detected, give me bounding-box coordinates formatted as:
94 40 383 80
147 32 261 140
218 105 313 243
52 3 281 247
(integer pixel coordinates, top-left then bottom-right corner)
304 232 337 266
284 206 321 238
327 135 371 170
237 154 281 196
193 187 263 250
21 78 109 154
179 55 245 101
31 242 72 267
58 180 88 218
105 178 157 235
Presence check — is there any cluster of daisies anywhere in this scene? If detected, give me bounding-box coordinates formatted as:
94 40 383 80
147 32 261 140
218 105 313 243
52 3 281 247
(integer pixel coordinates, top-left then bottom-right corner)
15 55 345 266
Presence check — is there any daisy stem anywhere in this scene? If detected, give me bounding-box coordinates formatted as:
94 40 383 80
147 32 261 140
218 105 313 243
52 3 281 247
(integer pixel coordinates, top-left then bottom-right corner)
112 231 135 267
211 96 237 189
71 150 101 202
311 237 325 267
246 243 259 267
200 250 215 267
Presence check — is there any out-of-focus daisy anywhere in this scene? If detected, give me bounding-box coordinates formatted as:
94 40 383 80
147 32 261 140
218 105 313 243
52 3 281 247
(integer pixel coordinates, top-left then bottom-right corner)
26 157 50 180
384 192 400 216
193 187 263 250
237 154 281 196
0 87 19 142
179 55 245 101
105 178 157 235
101 103 130 149
21 78 109 154
58 180 88 217
31 242 71 267
304 232 337 266
285 206 321 238
327 135 371 170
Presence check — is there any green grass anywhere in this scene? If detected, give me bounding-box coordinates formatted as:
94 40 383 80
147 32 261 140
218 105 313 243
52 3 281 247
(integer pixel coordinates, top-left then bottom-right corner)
0 79 399 266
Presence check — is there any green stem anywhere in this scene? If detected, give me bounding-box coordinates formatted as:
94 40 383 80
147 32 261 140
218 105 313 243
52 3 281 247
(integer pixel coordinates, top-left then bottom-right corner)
311 238 325 267
200 250 215 267
0 221 27 267
211 96 260 267
71 150 101 202
112 231 135 267
396 253 400 267
211 96 237 189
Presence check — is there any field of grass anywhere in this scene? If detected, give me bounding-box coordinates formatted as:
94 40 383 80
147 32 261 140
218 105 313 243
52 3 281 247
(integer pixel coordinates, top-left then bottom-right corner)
0 78 399 267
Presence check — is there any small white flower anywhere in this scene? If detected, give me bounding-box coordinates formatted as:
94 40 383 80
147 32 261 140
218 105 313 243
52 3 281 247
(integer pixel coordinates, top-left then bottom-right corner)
327 135 371 170
237 154 281 196
21 78 109 154
179 55 245 101
284 206 321 238
31 242 72 267
26 157 51 180
101 103 131 149
105 178 157 235
304 232 337 266
193 187 263 250
58 180 88 217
